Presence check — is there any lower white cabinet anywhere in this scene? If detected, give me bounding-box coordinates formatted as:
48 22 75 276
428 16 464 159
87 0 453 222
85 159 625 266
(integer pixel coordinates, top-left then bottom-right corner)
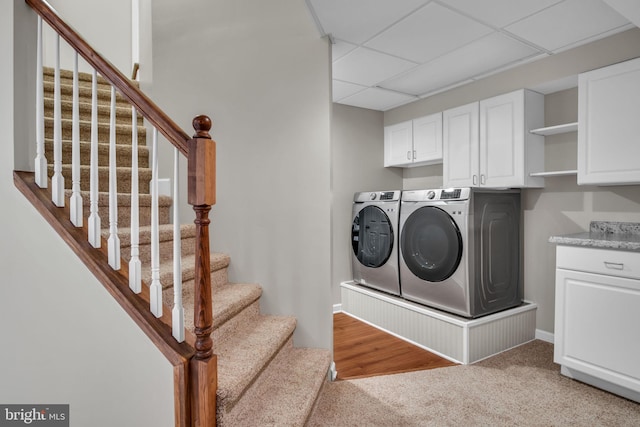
554 245 640 403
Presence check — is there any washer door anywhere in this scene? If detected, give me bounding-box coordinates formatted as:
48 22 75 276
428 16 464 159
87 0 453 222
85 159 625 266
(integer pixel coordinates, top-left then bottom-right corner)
352 205 394 268
401 206 462 282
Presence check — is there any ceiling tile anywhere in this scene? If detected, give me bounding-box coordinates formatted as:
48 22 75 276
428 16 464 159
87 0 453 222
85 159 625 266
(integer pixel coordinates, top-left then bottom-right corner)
440 0 563 28
333 47 417 87
381 32 542 96
603 0 640 27
308 0 429 44
333 80 367 102
365 2 493 63
332 40 357 61
505 0 630 52
338 87 418 111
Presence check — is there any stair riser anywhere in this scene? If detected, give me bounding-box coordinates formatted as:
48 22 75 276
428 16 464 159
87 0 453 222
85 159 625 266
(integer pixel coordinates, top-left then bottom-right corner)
44 67 114 88
45 118 145 145
121 236 197 270
48 165 152 193
213 301 260 343
44 81 131 107
44 98 143 126
88 202 171 230
45 141 149 169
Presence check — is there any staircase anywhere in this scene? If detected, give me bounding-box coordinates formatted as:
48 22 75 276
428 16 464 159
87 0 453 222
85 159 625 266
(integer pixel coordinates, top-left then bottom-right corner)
43 67 331 426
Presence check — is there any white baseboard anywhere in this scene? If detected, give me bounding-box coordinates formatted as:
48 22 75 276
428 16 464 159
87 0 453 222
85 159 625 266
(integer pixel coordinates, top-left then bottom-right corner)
332 303 342 314
328 361 337 382
535 329 554 343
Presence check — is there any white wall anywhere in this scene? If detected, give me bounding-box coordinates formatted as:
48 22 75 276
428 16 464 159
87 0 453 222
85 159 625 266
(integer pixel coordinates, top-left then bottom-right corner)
383 28 640 335
42 0 132 75
1 2 174 425
148 0 333 349
331 104 402 304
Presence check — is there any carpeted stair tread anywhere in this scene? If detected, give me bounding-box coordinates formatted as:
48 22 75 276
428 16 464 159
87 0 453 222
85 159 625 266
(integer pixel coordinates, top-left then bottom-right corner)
139 251 227 291
45 139 149 168
163 282 262 333
43 66 115 87
116 224 199 268
150 251 231 289
221 341 331 426
215 315 297 412
62 190 171 228
44 80 132 107
116 223 196 247
44 116 146 145
66 189 171 208
49 164 152 193
44 98 143 125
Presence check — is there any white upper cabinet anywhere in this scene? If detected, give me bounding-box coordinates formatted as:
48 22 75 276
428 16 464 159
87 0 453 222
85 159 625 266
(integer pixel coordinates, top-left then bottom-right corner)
413 113 443 165
384 120 413 167
480 89 544 188
443 89 544 188
384 113 443 167
578 57 640 185
443 102 479 187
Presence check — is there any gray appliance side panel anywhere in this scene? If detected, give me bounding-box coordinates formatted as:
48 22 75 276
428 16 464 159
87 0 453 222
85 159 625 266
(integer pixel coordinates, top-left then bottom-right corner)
471 191 522 316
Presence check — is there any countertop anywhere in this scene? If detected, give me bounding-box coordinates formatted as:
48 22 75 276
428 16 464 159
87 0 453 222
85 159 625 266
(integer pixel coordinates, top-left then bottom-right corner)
548 221 640 252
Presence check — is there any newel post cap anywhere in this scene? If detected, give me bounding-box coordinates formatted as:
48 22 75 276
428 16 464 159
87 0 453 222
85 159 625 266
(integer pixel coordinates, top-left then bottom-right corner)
188 115 216 206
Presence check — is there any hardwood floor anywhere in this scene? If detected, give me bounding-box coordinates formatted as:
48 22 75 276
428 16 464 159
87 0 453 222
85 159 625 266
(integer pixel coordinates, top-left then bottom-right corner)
333 312 457 380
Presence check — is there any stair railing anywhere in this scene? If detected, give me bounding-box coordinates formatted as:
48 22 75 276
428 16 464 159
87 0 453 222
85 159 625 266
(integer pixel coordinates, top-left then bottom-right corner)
25 1 217 425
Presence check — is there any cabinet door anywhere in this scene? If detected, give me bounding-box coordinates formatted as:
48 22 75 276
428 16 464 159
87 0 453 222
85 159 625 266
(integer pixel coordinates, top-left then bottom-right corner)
412 112 442 165
578 57 640 185
443 102 479 187
555 268 640 394
384 120 413 167
480 91 525 187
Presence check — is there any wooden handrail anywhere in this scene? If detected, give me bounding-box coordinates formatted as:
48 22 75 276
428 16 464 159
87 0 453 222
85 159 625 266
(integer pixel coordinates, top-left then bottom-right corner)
25 0 190 157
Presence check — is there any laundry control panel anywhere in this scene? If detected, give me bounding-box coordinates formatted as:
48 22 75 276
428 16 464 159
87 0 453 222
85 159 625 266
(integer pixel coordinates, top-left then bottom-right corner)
440 189 462 199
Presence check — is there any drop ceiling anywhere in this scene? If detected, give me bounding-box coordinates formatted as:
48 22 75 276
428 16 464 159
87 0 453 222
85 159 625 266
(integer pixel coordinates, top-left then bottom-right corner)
306 0 639 111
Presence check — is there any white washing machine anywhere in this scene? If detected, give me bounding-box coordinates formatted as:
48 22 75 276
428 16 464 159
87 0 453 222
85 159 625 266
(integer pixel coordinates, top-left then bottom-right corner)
399 188 521 318
351 191 401 296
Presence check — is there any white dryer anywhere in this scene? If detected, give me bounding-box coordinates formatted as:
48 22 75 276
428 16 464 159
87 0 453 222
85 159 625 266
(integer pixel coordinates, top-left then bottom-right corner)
399 188 521 317
351 191 401 296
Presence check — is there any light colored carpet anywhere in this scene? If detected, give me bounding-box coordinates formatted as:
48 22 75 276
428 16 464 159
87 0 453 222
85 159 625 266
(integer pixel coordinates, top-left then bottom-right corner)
308 340 640 426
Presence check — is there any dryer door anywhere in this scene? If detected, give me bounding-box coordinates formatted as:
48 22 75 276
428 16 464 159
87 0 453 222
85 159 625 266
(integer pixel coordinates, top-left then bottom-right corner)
352 205 394 268
401 206 462 282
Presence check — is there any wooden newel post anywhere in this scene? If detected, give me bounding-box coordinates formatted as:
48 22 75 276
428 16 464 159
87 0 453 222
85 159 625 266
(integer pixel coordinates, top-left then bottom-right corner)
188 115 217 426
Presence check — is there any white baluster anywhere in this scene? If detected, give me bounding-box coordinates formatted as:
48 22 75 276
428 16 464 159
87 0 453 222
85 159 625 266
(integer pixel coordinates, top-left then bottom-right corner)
107 86 121 270
150 128 163 317
87 69 101 248
129 107 141 293
69 52 83 227
172 147 184 342
51 34 64 207
34 17 47 189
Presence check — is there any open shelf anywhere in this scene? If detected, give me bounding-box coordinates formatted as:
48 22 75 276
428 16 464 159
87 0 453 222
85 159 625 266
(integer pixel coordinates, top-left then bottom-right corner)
529 122 578 136
530 170 577 177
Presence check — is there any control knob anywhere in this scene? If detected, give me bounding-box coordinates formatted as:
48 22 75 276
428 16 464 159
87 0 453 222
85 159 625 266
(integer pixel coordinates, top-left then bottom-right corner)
369 192 377 200
426 190 436 200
